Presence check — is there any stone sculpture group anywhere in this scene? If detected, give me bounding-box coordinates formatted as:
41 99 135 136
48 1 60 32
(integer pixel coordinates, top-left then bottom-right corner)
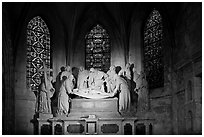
35 63 149 117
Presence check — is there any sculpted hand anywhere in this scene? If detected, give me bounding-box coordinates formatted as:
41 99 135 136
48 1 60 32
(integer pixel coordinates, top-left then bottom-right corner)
109 92 115 97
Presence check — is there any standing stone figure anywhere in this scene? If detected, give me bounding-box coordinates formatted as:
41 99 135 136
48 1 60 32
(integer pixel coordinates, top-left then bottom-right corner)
110 73 131 113
36 75 55 114
136 71 149 112
106 66 116 93
107 65 116 76
118 63 131 80
88 68 107 92
77 66 89 90
131 67 140 108
118 63 131 89
57 73 75 116
55 66 65 96
60 66 72 82
133 68 140 89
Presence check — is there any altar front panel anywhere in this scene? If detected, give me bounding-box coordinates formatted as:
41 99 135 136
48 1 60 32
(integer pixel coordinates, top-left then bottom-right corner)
69 98 120 118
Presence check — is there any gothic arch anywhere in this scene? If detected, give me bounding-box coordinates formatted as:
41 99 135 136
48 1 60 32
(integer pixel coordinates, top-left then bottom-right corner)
69 4 124 67
13 5 66 134
26 16 51 92
140 5 175 89
14 3 66 80
85 24 111 72
143 9 164 89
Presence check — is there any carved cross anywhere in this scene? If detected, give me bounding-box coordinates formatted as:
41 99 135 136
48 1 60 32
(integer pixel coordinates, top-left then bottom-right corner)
38 61 52 89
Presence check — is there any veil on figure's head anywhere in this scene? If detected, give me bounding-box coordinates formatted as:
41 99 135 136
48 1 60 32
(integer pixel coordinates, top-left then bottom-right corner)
90 68 95 73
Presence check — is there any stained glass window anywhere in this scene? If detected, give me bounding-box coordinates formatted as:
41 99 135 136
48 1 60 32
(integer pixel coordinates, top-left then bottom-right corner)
85 24 110 72
26 16 51 92
144 10 163 89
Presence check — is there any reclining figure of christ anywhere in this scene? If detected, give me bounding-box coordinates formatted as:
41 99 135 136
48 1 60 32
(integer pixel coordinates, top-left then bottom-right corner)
73 68 112 99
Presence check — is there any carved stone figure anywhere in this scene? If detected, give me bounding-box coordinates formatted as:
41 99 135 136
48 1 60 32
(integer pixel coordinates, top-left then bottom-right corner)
88 68 107 92
118 63 131 80
118 63 131 89
55 66 65 95
106 65 116 93
60 66 72 82
136 71 149 112
107 65 116 76
110 73 131 113
132 67 141 91
36 75 55 114
77 66 89 90
57 73 75 116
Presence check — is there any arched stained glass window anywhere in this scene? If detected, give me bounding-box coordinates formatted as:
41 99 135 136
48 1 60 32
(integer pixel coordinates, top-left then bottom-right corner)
144 10 163 89
85 24 110 72
26 16 51 92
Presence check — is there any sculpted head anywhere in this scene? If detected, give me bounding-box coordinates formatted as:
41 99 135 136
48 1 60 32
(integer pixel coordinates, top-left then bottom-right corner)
109 65 116 71
125 63 131 69
132 68 136 73
90 68 95 73
60 66 65 72
66 66 71 72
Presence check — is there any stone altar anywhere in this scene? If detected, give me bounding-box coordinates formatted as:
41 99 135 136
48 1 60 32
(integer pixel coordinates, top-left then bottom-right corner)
35 97 154 135
68 98 121 118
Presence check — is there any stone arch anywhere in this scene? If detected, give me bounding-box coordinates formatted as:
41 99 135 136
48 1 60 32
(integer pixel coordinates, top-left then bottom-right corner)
130 4 175 135
69 4 125 68
143 9 164 89
85 24 111 72
14 3 66 92
26 16 51 92
13 4 66 134
130 4 175 86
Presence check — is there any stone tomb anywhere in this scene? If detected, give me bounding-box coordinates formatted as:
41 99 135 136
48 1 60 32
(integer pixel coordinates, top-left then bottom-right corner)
36 97 154 135
69 97 121 118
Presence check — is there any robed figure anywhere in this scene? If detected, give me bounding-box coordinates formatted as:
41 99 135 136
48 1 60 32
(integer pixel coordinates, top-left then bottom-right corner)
35 75 55 114
35 62 55 115
110 73 131 113
136 71 149 112
77 66 89 90
57 74 75 116
88 68 107 92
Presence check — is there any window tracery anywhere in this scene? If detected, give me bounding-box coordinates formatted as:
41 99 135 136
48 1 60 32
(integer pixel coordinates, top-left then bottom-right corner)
144 10 163 88
26 16 51 92
85 24 110 72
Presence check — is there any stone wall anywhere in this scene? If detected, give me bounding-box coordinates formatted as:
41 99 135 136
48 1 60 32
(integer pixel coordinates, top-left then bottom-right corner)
2 5 15 134
171 3 202 134
2 2 202 135
12 3 67 134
